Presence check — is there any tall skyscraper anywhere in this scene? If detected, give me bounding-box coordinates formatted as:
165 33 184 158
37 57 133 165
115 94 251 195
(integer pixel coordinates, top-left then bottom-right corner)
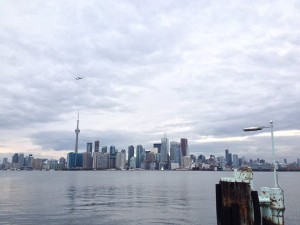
225 149 229 163
87 143 93 154
161 134 169 162
74 110 80 154
170 141 181 164
136 145 145 168
82 152 92 170
128 145 134 165
67 152 76 170
95 141 100 152
12 153 18 163
109 145 117 168
116 150 126 170
180 138 188 157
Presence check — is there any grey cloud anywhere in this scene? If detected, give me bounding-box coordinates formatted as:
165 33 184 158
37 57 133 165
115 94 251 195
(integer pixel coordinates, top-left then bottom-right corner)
1 1 300 161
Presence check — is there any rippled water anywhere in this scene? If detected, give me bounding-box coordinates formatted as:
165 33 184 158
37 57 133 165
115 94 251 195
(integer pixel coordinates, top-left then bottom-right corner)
0 171 298 224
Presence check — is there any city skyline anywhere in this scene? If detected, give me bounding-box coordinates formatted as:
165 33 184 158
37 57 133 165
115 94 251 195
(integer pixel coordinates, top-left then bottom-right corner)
1 1 300 162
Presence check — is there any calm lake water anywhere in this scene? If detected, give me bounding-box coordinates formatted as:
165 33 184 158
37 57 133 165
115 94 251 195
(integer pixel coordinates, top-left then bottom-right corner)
0 171 299 225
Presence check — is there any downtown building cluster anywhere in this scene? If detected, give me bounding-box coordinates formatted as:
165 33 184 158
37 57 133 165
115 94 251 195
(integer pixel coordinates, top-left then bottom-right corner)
0 153 66 171
66 137 191 170
1 147 300 171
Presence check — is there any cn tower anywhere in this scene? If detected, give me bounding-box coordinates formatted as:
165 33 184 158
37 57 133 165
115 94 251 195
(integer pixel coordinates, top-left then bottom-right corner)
74 110 80 153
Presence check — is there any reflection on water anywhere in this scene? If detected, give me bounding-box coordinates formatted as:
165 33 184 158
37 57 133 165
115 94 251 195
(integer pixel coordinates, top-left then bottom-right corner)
64 177 193 225
0 171 299 225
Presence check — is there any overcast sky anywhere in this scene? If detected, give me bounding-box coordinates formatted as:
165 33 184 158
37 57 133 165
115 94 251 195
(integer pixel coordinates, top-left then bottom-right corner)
1 0 300 162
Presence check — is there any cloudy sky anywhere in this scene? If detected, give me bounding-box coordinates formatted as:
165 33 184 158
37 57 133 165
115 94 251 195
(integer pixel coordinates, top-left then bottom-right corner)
1 0 300 162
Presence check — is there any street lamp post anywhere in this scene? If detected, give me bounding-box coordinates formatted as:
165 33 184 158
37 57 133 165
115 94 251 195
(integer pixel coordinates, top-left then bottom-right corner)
243 120 278 188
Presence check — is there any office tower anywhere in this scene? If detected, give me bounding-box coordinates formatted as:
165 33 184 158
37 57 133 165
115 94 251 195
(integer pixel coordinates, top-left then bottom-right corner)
181 156 192 169
116 150 126 170
128 145 134 166
67 152 76 170
74 110 80 154
59 157 66 170
92 152 108 170
232 154 239 167
170 141 181 164
18 153 25 167
153 143 161 153
12 153 18 163
227 153 232 166
87 143 93 154
109 145 116 168
93 152 100 169
32 158 43 170
101 146 107 153
67 152 82 170
24 154 33 168
161 134 169 162
82 152 92 170
76 153 83 168
95 141 100 152
284 159 287 164
136 145 145 168
145 151 156 170
180 138 188 157
225 149 229 163
129 157 136 169
3 158 8 164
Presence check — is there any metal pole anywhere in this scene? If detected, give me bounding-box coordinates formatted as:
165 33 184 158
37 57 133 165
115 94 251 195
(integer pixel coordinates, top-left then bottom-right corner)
270 120 278 188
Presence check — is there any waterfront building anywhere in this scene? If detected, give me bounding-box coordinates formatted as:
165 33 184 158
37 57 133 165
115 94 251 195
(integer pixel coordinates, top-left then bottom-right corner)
116 150 126 170
171 162 180 170
2 158 8 164
227 153 232 166
59 157 66 170
145 151 155 169
95 141 100 152
44 159 64 170
24 154 33 168
136 145 145 169
76 153 83 168
170 141 181 165
67 152 82 170
87 143 93 154
92 152 100 169
82 152 93 170
180 138 188 157
129 156 136 169
161 134 169 163
12 153 18 164
32 158 43 170
181 156 192 169
232 154 239 168
127 145 134 166
109 145 117 168
18 153 25 168
98 153 110 169
225 149 229 163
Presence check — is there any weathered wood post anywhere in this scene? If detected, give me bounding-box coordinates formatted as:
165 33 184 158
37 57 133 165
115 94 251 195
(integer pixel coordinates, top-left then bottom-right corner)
216 167 261 225
216 167 285 225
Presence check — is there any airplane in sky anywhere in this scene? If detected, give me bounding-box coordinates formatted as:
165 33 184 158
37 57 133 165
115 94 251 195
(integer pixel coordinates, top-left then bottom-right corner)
76 77 83 80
